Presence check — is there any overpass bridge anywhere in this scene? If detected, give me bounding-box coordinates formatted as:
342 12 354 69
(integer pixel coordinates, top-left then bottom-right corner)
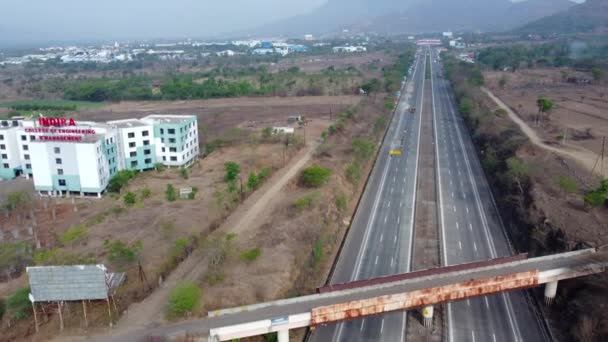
207 249 607 342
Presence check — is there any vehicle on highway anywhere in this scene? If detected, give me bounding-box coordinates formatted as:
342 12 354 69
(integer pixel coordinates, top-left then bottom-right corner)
409 107 416 114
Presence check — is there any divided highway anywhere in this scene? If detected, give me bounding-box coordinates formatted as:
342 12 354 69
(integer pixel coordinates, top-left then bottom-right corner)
430 47 546 342
310 51 426 341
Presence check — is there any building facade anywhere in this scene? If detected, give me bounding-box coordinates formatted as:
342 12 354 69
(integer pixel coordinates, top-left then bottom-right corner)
0 115 199 197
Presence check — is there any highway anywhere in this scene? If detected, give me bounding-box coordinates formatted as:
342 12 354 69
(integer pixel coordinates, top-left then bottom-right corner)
310 50 425 342
429 47 546 342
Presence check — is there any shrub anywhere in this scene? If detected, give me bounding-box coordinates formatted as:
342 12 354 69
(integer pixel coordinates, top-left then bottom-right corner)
247 172 260 190
7 288 31 321
140 186 152 199
155 163 166 172
107 170 137 193
168 238 189 267
240 248 262 263
301 165 332 188
294 192 318 211
373 116 387 135
0 241 32 281
312 238 325 268
104 239 141 268
555 176 578 193
258 168 271 181
123 192 137 206
261 127 273 139
166 282 202 318
224 161 241 182
59 224 88 246
165 184 177 202
335 193 347 212
584 191 605 207
352 137 375 161
33 249 96 266
345 163 361 185
180 167 189 179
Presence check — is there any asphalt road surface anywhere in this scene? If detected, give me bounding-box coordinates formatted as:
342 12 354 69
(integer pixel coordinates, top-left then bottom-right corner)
429 47 546 342
310 50 426 342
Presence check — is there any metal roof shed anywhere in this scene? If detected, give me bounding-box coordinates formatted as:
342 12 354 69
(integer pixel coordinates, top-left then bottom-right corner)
26 264 125 332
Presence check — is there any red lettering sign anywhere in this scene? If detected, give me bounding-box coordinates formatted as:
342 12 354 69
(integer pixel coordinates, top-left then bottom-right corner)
38 117 76 127
38 135 83 142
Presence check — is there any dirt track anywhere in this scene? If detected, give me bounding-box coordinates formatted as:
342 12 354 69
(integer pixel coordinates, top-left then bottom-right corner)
483 87 608 179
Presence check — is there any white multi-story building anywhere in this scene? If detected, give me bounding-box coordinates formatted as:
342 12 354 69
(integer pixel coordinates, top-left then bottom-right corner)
0 115 200 197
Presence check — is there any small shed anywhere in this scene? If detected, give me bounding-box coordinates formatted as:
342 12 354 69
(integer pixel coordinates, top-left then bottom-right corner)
26 264 125 331
272 127 295 135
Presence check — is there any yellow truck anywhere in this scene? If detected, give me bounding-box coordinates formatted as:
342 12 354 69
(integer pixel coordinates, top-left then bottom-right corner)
389 149 402 156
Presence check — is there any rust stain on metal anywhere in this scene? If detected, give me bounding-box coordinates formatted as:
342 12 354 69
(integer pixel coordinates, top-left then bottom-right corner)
311 270 539 325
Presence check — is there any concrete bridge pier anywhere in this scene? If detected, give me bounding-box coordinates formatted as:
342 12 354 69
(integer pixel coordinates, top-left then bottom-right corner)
277 329 289 342
544 280 558 305
422 305 434 328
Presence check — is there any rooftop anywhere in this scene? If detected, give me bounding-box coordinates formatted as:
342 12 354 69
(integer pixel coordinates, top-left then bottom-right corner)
27 265 111 302
107 119 149 129
141 114 195 125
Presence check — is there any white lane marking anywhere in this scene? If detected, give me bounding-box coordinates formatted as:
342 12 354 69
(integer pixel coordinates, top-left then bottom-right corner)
390 187 394 194
391 257 395 267
388 200 391 208
451 192 454 198
474 242 477 252
467 299 471 306
492 333 497 342
466 206 469 213
394 235 397 244
471 330 476 342
440 74 522 342
463 192 466 199
456 222 459 230
380 233 384 242
485 297 490 309
393 176 396 182
401 188 404 194
361 319 365 331
380 318 385 334
448 169 451 175
384 216 388 224
400 200 403 208
397 217 401 224
453 205 456 212
459 241 462 250
375 256 379 265
469 223 473 231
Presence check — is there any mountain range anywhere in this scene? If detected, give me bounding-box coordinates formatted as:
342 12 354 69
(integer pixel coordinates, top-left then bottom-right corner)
253 0 577 36
515 0 607 34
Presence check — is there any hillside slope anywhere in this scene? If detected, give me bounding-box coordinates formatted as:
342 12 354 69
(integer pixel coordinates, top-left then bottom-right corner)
252 0 576 36
515 0 608 34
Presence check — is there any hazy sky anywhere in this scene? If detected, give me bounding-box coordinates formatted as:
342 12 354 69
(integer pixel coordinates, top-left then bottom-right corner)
0 0 327 42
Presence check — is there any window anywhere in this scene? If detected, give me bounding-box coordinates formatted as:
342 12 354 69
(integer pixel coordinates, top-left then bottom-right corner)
55 158 62 164
142 130 149 137
162 156 166 161
21 135 26 141
144 149 151 155
2 163 8 168
169 147 176 152
30 136 35 141
0 134 3 140
130 152 136 157
143 140 150 146
24 154 30 160
25 163 31 169
54 147 60 154
1 154 6 159
161 147 165 152
168 128 175 134
23 145 28 151
57 169 64 175
128 132 135 138
0 144 5 150
130 161 138 168
145 158 152 164
170 156 177 161
169 138 176 143
58 179 66 186
160 128 164 134
129 142 136 148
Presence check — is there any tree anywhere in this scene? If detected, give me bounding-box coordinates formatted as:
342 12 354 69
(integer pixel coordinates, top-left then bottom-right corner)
591 67 603 82
536 96 554 124
261 127 273 139
352 138 375 161
224 161 241 182
301 165 332 188
361 78 381 95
